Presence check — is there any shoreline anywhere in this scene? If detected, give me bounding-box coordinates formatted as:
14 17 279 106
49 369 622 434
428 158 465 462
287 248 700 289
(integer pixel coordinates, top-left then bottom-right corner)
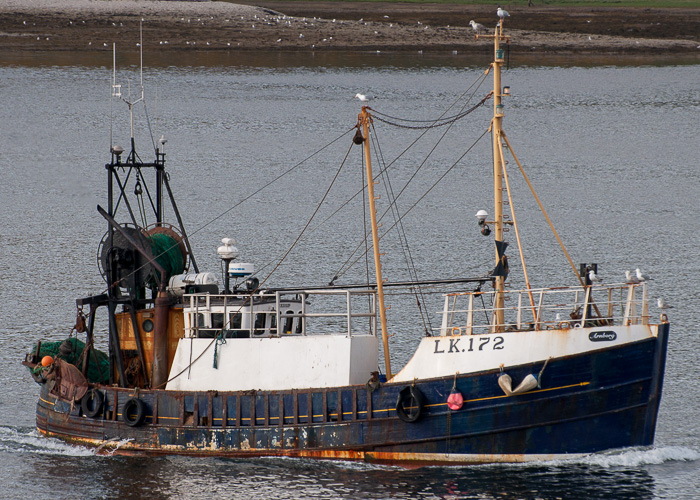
0 0 699 55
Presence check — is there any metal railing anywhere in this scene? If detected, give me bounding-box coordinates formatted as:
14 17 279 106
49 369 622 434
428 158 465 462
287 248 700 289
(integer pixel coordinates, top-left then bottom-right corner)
184 288 378 338
438 282 650 335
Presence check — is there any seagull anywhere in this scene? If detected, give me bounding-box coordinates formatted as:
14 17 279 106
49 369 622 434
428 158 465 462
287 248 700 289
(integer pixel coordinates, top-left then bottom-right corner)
497 7 510 20
469 20 487 33
657 298 673 310
625 270 641 284
355 93 370 102
636 268 652 281
588 269 601 283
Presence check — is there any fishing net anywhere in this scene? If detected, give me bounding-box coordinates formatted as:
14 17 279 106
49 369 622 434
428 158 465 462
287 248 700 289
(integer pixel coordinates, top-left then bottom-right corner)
29 338 110 384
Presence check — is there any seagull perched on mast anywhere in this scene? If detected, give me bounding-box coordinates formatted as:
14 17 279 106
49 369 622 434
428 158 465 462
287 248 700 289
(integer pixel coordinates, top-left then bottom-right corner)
625 270 641 284
497 7 510 20
588 269 601 283
657 298 673 310
636 268 652 282
469 20 487 33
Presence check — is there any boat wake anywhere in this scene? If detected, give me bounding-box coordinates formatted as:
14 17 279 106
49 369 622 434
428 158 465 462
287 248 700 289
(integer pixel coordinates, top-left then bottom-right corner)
574 446 700 468
0 426 94 457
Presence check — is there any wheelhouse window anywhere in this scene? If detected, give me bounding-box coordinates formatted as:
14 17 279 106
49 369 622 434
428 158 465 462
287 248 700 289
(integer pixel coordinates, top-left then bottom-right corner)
283 310 294 334
254 313 266 336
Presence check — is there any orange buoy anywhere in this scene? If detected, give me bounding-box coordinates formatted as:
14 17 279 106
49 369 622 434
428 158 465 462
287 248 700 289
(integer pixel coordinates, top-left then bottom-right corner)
41 356 54 367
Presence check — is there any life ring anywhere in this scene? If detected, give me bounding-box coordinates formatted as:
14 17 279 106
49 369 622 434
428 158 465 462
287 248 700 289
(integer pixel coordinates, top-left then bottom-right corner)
81 389 104 418
451 327 462 336
122 397 147 427
396 386 424 423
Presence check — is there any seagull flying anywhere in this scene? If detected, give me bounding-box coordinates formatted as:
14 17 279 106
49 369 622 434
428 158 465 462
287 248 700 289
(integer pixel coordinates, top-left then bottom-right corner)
636 268 652 281
497 7 510 20
657 298 673 310
469 20 487 33
355 93 370 102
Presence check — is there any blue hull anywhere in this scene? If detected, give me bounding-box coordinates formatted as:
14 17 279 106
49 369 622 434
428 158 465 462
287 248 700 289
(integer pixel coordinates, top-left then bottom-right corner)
36 324 668 464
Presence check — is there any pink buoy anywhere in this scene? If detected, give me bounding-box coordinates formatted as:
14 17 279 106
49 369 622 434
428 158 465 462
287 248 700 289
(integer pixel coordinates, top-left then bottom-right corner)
447 390 463 410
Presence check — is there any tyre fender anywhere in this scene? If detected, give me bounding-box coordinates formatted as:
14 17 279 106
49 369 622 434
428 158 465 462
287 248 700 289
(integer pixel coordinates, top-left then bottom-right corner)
396 386 424 423
122 397 147 427
81 388 105 418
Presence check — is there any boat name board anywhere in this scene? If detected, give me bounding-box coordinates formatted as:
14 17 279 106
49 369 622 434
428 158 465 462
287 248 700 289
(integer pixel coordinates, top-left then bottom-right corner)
433 336 505 354
588 331 617 342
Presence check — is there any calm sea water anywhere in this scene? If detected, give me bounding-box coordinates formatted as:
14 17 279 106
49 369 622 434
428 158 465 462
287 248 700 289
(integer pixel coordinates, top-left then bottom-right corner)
1 50 699 499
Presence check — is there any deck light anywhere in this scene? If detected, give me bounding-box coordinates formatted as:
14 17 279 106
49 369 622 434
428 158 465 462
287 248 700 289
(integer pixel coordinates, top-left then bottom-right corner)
476 210 491 236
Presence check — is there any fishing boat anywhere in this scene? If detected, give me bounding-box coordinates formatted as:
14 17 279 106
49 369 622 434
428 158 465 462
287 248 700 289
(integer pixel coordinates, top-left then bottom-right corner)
23 19 669 465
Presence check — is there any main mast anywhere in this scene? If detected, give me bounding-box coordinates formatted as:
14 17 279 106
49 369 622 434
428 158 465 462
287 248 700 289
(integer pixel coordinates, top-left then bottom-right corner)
484 19 510 331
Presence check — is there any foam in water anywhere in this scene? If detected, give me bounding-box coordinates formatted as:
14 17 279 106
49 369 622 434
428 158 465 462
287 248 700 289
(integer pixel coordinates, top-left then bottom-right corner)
0 426 94 457
575 446 700 468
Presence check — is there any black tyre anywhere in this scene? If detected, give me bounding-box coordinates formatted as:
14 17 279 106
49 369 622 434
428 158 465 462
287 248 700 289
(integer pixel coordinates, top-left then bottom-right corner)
81 389 104 418
122 397 146 427
396 386 424 423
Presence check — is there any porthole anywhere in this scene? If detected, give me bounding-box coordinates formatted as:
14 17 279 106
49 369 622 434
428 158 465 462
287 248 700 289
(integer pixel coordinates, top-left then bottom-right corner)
142 319 154 332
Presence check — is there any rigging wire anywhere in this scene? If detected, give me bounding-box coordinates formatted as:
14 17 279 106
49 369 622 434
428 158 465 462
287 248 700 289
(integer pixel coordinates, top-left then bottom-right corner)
370 122 433 336
298 71 491 253
99 126 356 296
329 85 491 280
184 126 356 242
332 92 491 283
338 126 491 281
142 99 158 155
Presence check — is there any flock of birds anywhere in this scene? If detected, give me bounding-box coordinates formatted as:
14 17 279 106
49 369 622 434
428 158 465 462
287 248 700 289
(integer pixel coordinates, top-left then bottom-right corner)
588 268 671 311
587 268 652 285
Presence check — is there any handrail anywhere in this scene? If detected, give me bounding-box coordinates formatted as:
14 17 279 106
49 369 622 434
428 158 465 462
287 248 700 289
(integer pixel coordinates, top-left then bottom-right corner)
438 282 649 335
184 288 378 338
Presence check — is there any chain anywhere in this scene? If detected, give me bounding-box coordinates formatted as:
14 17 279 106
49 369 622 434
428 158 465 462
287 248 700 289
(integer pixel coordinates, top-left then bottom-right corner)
369 93 492 130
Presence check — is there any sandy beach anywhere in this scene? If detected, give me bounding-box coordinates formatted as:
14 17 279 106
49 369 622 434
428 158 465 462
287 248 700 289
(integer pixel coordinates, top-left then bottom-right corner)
0 0 698 54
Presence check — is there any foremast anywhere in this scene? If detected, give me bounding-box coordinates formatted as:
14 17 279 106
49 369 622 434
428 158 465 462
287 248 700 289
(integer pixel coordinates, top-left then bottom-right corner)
358 107 392 379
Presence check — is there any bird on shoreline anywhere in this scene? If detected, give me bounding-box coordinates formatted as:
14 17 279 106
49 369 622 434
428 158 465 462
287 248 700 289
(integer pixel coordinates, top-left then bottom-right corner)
469 20 487 33
497 7 510 20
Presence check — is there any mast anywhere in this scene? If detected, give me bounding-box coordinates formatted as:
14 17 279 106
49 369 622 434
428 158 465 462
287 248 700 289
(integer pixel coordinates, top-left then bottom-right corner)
483 18 510 331
359 107 392 379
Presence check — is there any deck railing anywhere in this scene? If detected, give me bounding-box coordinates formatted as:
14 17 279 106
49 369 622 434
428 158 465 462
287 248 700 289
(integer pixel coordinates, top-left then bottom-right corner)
438 282 650 335
185 289 378 338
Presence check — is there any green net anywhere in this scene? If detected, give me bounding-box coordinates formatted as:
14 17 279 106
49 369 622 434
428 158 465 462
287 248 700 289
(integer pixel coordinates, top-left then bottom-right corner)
29 338 110 384
148 232 186 289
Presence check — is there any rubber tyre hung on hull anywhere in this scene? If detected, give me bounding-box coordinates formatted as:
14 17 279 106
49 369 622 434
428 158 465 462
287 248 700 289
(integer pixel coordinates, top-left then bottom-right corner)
396 386 425 423
81 389 104 418
122 397 147 427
